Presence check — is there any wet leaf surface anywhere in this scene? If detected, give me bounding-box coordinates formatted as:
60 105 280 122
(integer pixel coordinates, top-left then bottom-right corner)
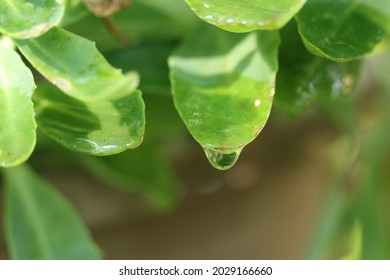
275 22 361 117
34 83 145 156
296 0 390 61
185 0 306 32
169 24 279 170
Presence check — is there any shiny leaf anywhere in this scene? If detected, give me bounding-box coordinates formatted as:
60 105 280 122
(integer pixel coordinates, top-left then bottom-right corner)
296 0 390 61
275 22 360 117
184 0 306 32
169 25 279 170
16 27 139 102
0 46 36 167
3 165 102 259
34 83 145 156
0 0 64 39
83 142 178 212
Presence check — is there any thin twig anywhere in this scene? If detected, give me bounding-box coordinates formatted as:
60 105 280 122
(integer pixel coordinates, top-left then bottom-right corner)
102 16 131 47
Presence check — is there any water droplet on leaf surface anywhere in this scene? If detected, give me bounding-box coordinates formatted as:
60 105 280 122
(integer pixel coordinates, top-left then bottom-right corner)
203 147 241 170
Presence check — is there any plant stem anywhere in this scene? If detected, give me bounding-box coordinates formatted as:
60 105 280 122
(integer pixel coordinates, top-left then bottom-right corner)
102 17 130 47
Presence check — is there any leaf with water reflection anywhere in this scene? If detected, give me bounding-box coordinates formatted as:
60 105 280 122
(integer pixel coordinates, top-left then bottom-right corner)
184 0 306 32
34 83 145 156
275 21 361 117
296 0 390 61
169 24 279 170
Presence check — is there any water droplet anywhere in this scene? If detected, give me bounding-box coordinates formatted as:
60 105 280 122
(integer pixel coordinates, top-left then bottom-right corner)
241 20 248 26
226 18 234 24
203 147 241 170
73 139 96 152
202 2 210 8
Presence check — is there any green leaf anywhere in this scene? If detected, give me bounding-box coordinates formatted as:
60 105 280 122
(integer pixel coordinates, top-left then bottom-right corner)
0 0 64 39
65 0 198 52
34 83 145 156
296 0 390 62
0 46 36 167
184 0 307 32
82 142 178 212
169 25 279 170
16 27 139 102
3 165 102 259
275 21 360 117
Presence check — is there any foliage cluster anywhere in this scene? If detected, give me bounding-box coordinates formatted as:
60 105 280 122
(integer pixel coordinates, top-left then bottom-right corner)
0 0 389 259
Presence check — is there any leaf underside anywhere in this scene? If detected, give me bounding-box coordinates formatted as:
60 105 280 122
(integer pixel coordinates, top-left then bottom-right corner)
34 83 145 156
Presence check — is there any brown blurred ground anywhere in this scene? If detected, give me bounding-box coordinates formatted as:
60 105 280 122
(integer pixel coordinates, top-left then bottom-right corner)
0 111 337 259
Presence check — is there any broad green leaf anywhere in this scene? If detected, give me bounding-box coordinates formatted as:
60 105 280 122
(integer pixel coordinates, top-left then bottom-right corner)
0 0 64 39
106 43 175 94
184 0 307 32
16 27 138 102
83 142 178 212
65 0 198 52
0 46 36 167
34 83 145 155
275 22 360 117
3 165 102 259
169 25 279 170
296 0 390 62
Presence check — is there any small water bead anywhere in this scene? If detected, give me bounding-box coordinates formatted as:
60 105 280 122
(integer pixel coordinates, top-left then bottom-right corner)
203 147 241 170
226 18 234 24
241 20 248 26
